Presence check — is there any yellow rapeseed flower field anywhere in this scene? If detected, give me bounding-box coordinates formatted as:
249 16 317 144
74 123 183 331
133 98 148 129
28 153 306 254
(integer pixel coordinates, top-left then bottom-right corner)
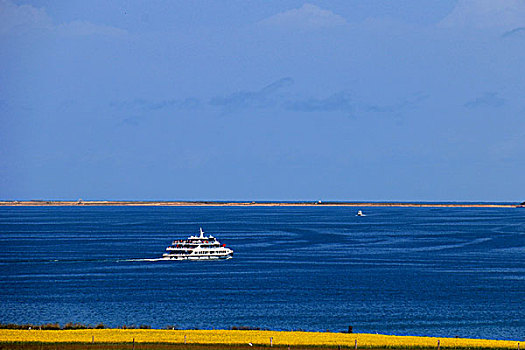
0 329 520 348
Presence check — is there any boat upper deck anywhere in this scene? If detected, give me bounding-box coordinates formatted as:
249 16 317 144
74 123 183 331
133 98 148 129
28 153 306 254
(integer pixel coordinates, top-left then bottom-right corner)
168 228 227 248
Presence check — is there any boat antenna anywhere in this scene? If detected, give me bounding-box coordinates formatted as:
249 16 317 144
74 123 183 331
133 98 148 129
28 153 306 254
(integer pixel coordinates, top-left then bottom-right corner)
199 227 204 238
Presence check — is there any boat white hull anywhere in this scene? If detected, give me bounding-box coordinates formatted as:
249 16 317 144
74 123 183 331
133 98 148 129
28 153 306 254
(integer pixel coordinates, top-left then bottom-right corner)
162 228 234 261
163 254 233 261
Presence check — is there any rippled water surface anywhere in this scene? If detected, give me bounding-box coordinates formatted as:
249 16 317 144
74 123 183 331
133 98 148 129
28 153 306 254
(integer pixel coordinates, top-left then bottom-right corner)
0 206 524 339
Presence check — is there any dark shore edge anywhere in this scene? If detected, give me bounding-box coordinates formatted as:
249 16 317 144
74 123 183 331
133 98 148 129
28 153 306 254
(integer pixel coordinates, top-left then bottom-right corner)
0 200 522 208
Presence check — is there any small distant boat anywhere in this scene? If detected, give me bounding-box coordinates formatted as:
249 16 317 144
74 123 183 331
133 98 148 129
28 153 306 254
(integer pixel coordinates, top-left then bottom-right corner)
162 228 234 260
357 210 365 217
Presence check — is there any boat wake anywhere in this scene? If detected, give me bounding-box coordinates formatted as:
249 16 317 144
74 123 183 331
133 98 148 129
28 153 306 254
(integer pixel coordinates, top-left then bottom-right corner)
0 258 166 264
119 258 169 262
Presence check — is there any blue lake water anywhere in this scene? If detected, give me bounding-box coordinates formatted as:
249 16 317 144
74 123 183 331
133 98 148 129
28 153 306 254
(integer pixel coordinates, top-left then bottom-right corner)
0 206 524 339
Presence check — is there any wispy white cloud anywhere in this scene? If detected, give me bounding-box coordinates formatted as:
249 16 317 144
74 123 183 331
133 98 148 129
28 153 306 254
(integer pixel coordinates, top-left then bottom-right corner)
259 4 347 30
464 92 505 108
0 0 126 37
209 78 427 118
439 0 525 30
364 93 429 113
56 20 127 37
284 92 354 113
111 98 201 112
501 26 525 38
0 0 52 34
210 77 294 110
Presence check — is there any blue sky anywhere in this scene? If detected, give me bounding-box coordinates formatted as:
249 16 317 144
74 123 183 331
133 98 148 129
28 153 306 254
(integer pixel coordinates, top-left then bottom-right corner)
1 0 524 201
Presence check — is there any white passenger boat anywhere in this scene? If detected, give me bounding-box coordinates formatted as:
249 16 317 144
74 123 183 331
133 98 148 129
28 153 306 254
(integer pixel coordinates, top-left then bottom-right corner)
163 228 234 260
357 210 365 216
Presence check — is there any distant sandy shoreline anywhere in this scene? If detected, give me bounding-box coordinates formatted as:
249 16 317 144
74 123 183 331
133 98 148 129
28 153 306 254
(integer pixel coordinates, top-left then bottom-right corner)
0 329 520 348
0 200 521 208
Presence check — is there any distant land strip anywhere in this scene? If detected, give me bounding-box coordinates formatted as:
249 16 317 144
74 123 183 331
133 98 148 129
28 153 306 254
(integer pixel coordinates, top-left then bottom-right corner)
0 329 521 349
0 200 522 208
